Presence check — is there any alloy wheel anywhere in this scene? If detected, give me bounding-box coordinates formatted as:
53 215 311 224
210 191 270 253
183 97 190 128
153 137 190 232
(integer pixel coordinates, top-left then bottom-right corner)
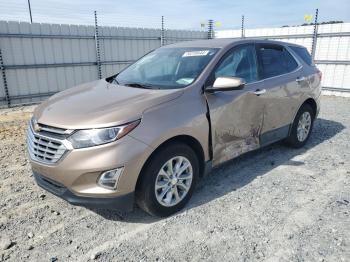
297 111 312 142
155 156 193 207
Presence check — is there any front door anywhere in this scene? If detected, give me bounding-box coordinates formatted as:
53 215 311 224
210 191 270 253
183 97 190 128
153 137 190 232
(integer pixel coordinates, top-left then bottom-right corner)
205 44 266 166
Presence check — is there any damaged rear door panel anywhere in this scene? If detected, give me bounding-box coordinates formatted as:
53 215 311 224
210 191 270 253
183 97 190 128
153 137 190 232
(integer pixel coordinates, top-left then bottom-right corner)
256 44 304 146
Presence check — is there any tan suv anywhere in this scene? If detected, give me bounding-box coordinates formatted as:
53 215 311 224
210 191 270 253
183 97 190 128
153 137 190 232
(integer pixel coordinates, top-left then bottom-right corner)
27 39 321 216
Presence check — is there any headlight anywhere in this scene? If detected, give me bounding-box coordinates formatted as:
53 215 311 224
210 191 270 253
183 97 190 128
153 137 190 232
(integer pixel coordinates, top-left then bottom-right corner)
68 119 140 149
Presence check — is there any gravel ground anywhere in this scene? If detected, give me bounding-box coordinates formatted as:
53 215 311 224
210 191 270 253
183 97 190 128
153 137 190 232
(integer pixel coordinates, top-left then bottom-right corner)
0 96 349 262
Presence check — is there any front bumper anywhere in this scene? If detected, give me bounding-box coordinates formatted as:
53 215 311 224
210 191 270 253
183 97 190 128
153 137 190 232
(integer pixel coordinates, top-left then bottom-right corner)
28 133 153 198
34 172 134 211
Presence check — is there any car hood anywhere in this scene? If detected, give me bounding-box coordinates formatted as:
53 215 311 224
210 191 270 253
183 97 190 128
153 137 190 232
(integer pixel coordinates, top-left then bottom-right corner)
33 79 183 129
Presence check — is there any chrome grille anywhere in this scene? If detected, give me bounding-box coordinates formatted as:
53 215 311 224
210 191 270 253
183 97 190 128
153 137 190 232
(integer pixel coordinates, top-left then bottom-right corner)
27 124 67 164
36 122 72 135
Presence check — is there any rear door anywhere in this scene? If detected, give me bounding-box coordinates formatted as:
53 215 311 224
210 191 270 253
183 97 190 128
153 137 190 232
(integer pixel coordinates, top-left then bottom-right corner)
255 43 304 146
205 44 266 166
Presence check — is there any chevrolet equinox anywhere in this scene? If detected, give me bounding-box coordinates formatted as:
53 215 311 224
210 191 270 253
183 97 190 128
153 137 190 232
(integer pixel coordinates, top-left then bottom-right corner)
27 39 321 217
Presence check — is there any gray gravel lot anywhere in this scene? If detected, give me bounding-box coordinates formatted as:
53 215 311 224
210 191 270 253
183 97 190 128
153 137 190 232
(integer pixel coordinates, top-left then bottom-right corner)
0 96 349 262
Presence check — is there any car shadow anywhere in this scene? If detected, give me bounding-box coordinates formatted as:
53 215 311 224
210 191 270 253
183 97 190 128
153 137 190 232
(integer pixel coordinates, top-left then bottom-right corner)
92 118 345 223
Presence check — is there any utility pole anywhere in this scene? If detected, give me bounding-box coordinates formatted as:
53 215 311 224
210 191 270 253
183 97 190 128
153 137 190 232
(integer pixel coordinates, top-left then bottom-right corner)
27 0 33 23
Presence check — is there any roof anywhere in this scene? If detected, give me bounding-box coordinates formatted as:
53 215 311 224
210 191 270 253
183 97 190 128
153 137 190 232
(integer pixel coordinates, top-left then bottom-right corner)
163 38 305 49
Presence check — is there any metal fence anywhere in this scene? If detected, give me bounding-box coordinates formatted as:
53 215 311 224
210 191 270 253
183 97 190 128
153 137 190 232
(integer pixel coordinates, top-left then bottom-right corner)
216 21 350 93
0 19 207 107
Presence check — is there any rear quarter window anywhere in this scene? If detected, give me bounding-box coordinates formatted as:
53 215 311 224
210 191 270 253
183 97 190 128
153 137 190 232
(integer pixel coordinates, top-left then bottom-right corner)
290 46 313 66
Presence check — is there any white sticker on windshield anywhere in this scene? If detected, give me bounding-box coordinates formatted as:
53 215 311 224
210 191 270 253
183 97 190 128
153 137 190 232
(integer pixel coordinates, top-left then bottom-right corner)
182 50 210 57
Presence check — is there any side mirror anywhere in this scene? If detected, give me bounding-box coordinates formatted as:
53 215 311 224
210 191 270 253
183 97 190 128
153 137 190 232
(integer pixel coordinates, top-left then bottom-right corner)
206 77 245 93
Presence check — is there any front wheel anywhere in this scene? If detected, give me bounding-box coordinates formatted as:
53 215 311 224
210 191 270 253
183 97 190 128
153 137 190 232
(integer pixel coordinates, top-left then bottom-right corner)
136 143 199 217
285 103 314 148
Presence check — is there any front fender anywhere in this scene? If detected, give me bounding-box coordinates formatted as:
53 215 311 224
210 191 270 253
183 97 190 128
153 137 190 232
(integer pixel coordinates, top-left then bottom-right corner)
129 91 210 161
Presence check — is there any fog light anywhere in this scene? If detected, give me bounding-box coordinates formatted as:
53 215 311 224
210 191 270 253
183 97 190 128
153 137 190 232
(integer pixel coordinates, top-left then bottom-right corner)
97 168 123 190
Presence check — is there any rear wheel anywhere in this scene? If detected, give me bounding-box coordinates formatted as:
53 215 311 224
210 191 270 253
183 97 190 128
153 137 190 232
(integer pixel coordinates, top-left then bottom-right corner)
285 103 314 148
136 143 199 217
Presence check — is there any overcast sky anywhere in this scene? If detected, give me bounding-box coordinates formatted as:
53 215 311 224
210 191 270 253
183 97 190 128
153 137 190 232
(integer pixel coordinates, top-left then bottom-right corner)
0 0 349 30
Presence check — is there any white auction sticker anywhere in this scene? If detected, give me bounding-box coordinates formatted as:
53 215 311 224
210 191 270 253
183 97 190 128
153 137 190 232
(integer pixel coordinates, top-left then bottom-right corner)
182 50 210 57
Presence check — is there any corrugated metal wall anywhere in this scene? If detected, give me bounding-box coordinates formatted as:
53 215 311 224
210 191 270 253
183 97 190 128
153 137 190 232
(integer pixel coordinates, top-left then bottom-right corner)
216 23 350 92
0 21 207 107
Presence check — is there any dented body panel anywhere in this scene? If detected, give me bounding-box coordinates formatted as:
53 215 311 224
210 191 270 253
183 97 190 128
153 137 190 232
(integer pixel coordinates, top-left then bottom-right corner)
205 82 265 165
203 40 321 166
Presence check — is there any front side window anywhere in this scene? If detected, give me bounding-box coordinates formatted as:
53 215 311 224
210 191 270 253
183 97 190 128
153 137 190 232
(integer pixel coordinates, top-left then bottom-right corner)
214 45 258 84
258 45 298 79
115 48 218 89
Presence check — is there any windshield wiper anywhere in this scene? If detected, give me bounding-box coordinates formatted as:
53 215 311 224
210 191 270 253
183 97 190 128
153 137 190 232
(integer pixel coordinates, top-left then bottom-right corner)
124 83 154 89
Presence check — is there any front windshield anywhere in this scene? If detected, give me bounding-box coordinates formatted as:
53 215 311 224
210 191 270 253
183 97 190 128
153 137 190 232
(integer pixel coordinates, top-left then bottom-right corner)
115 47 219 89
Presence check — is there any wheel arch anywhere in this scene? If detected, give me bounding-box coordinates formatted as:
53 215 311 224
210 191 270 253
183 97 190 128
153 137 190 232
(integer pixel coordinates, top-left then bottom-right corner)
292 97 317 124
303 98 317 117
135 135 206 193
289 97 317 135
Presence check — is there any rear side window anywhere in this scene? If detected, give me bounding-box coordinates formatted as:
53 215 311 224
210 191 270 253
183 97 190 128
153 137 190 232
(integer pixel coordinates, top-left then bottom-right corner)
258 45 298 79
290 46 313 66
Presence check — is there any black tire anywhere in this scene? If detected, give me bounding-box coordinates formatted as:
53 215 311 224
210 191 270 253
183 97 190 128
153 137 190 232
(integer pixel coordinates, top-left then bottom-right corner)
285 103 315 148
136 142 199 217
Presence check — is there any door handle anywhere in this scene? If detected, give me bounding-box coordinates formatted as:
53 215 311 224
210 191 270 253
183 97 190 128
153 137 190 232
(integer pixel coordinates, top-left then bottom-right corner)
253 89 266 96
296 76 306 83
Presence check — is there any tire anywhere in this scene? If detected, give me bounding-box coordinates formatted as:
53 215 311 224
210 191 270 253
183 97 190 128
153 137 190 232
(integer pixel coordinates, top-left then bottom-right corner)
136 142 199 217
285 103 315 148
